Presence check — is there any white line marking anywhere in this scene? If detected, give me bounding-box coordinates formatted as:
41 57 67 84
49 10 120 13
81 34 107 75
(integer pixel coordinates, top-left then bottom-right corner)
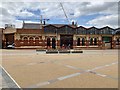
28 61 118 88
0 65 21 89
96 73 107 77
112 62 118 64
65 65 78 69
86 70 91 72
27 63 36 66
58 73 80 80
92 67 102 70
36 82 50 87
105 65 110 67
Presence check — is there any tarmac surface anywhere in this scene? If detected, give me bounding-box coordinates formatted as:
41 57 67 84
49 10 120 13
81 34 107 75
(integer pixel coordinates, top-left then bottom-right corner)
0 49 118 88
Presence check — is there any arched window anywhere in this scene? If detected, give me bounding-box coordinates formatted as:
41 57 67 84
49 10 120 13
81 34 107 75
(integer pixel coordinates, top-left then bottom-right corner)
90 38 93 45
24 37 28 40
94 38 97 45
35 37 39 40
29 37 33 40
47 38 51 47
52 37 56 49
82 38 85 46
77 38 80 46
117 38 120 45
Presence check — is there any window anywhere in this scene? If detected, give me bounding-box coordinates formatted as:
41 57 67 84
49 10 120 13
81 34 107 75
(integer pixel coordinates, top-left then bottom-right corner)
90 38 93 45
94 38 97 45
52 38 56 49
29 37 33 40
82 38 85 46
47 38 51 47
117 38 120 45
24 37 28 40
77 38 80 46
35 37 39 40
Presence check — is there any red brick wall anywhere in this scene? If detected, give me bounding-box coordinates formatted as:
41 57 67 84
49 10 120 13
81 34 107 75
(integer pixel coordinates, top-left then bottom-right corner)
0 28 2 48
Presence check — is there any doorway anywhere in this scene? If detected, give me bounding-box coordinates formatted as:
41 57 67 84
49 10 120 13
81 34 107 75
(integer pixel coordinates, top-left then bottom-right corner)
52 37 56 49
5 34 14 47
60 35 73 49
102 36 112 49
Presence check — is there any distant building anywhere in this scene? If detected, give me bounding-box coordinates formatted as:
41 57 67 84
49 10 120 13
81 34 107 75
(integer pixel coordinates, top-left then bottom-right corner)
2 23 120 49
0 28 3 49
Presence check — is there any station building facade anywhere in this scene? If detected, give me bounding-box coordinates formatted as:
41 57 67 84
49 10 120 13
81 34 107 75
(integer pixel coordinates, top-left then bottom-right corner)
2 23 120 49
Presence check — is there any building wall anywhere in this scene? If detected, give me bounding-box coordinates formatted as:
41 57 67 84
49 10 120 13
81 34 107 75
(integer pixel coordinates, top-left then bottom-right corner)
13 33 119 49
2 26 120 49
0 28 2 49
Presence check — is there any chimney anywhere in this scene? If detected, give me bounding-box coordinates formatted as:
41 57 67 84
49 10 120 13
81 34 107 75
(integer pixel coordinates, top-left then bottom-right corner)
22 21 25 30
72 21 74 25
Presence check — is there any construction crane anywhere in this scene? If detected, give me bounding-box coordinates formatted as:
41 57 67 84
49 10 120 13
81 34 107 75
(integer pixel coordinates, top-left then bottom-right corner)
60 3 78 26
60 3 70 24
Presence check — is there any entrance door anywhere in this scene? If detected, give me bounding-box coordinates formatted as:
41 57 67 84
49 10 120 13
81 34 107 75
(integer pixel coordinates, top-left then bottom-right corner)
102 36 112 49
52 38 56 49
60 35 73 49
5 34 14 47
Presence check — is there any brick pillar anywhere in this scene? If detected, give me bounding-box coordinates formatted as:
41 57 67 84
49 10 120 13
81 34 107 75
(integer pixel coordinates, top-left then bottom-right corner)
73 35 77 49
98 36 102 49
86 36 89 48
73 40 77 49
112 40 116 49
57 35 60 49
86 40 89 47
98 40 102 49
42 36 46 49
57 40 60 49
15 39 20 47
42 39 46 49
2 40 6 48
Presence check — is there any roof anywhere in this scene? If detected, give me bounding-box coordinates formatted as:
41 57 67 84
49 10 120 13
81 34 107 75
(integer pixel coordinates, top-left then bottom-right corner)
77 26 89 29
115 30 120 35
23 23 77 29
22 23 116 30
99 26 114 30
51 24 77 28
23 23 43 29
87 26 99 30
17 29 43 34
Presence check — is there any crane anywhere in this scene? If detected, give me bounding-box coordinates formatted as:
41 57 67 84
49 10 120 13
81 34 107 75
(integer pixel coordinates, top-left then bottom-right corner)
60 3 70 24
60 3 77 26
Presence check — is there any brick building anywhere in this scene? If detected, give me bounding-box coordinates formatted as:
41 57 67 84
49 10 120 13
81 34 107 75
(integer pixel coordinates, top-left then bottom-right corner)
0 28 3 49
2 23 120 49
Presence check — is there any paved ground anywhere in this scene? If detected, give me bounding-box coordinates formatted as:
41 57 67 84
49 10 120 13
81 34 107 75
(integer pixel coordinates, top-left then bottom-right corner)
0 66 20 89
1 49 118 88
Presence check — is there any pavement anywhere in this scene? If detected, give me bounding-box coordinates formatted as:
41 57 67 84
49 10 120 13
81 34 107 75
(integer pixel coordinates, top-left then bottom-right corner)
0 66 20 89
1 49 119 88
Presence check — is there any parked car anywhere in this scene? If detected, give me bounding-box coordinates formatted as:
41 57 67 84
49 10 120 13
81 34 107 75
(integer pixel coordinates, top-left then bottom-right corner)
7 43 15 49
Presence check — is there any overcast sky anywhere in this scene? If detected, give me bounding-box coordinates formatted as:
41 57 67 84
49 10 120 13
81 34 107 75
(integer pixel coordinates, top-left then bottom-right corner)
0 0 119 28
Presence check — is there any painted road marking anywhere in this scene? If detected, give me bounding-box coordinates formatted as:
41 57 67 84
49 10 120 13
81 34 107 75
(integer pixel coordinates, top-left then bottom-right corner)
27 61 118 88
105 65 110 67
57 72 81 81
0 65 21 89
36 82 50 87
27 63 36 65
